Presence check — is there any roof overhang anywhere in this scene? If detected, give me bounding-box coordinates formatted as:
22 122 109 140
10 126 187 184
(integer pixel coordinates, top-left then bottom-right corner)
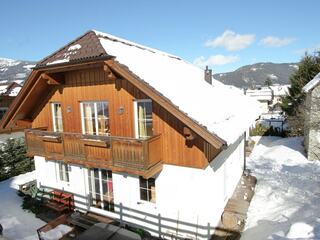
104 59 226 149
1 58 226 150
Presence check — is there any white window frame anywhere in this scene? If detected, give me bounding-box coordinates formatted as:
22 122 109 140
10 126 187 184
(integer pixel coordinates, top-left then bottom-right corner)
57 162 69 182
80 101 109 135
87 168 114 212
51 102 63 132
134 99 153 139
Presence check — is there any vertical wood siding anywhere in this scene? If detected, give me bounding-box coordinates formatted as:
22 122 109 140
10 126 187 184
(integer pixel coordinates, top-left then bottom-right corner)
32 67 220 169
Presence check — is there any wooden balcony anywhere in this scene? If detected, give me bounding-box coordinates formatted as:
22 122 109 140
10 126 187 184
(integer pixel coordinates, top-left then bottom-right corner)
25 129 163 178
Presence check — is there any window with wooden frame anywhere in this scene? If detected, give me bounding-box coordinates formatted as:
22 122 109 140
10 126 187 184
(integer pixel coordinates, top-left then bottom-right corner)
134 99 153 139
52 103 63 132
58 162 69 182
139 177 156 203
88 168 114 212
80 101 110 135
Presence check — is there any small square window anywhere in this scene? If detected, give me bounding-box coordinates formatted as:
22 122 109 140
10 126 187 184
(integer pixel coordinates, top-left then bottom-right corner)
139 177 156 203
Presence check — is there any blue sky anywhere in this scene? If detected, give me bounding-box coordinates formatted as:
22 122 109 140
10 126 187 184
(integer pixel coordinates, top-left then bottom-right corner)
1 0 319 73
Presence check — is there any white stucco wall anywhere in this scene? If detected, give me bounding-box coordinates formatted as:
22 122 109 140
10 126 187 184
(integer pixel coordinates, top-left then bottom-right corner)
34 134 245 239
34 157 88 211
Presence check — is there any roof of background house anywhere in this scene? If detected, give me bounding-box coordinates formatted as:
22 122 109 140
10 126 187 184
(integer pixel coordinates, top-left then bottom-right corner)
245 87 273 101
25 30 262 145
0 82 21 96
303 73 320 93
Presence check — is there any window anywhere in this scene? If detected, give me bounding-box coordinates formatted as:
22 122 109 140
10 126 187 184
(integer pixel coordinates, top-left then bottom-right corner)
0 107 8 119
139 177 156 203
88 168 114 212
81 102 109 135
135 100 153 138
52 103 63 132
58 162 69 182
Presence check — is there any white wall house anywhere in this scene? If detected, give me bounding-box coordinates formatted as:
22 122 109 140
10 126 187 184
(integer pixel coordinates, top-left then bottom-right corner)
35 134 245 239
2 30 261 239
245 87 273 114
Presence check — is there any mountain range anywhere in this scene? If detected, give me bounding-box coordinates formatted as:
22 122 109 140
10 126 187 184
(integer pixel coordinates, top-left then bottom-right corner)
0 58 36 83
213 62 297 88
0 57 296 89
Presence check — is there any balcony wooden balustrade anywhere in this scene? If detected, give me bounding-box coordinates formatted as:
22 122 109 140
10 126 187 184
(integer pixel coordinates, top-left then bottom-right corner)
25 129 163 178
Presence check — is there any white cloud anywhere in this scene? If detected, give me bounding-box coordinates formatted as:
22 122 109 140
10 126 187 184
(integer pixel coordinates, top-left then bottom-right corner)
260 36 295 47
295 44 320 55
193 55 239 68
205 30 255 51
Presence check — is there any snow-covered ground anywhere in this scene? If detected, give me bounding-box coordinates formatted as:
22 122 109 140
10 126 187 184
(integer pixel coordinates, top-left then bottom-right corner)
0 171 44 240
242 136 320 239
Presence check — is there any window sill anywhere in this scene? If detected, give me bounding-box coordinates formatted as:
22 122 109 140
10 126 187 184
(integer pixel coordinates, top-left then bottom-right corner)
42 135 61 143
81 138 110 148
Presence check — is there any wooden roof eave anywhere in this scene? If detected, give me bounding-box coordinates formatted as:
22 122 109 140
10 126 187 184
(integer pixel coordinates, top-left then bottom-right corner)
104 59 227 149
0 59 113 130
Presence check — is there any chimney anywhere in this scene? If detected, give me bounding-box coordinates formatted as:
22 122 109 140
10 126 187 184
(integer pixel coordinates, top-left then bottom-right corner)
204 65 212 84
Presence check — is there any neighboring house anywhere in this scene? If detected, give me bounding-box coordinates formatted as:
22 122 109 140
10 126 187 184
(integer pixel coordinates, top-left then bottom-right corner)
269 84 290 106
244 86 273 113
0 30 261 239
0 81 22 119
303 73 320 161
244 84 290 114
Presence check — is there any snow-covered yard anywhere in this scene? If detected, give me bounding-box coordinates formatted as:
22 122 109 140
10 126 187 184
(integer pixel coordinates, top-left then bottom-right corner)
242 136 320 239
0 171 44 240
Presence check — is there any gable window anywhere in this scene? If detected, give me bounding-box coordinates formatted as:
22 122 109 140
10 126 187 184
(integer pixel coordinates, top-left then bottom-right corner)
52 103 63 132
0 107 8 120
135 100 153 139
88 168 114 212
81 102 109 135
139 177 156 203
58 162 69 182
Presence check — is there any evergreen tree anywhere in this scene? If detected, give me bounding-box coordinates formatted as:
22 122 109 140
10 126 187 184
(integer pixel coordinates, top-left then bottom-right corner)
0 138 34 181
264 77 272 87
281 51 320 135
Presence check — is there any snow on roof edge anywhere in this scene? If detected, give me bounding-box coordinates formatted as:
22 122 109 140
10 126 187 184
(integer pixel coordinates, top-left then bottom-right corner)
94 30 262 145
303 73 320 93
92 29 182 60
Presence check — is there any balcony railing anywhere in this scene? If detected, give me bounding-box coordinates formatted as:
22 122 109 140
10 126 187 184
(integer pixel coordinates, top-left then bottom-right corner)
25 129 162 175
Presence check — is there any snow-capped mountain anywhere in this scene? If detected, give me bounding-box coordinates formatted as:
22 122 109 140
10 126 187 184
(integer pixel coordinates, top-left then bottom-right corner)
213 62 298 88
0 57 36 84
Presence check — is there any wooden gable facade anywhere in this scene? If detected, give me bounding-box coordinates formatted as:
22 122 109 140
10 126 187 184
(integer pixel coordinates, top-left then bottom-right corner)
1 32 223 178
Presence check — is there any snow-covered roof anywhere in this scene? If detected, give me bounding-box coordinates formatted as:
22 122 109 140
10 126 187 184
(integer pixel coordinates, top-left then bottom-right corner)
0 85 8 94
245 87 273 101
270 84 290 96
95 30 261 144
303 73 320 93
9 86 22 96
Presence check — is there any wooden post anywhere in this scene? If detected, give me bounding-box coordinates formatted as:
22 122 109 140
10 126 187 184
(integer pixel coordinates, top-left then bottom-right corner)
120 202 123 224
158 213 161 237
207 222 211 239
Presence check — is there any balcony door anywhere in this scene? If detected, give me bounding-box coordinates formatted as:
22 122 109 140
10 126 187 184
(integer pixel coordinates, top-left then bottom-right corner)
134 99 153 139
88 168 114 212
52 103 63 132
81 101 110 135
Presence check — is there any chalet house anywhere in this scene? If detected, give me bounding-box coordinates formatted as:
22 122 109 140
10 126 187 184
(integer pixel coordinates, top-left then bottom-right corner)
0 30 261 239
244 86 273 114
0 81 22 119
303 73 320 161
